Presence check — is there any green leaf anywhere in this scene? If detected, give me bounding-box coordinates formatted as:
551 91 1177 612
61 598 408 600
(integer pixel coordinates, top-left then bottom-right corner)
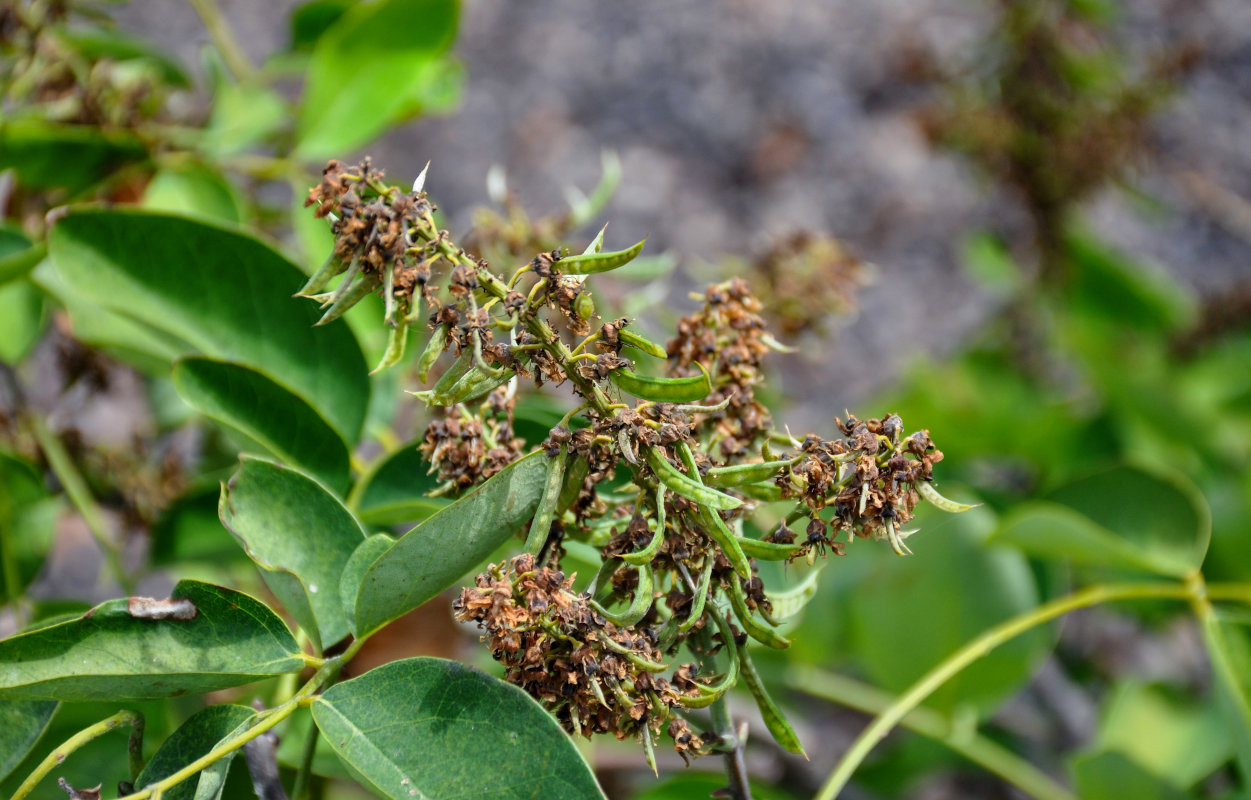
313 657 604 799
174 357 351 493
1065 230 1195 333
0 451 59 598
347 442 446 526
1071 752 1190 800
339 533 395 636
994 464 1210 578
289 0 355 52
0 580 303 701
348 450 548 637
31 258 186 372
142 165 247 223
206 82 289 157
57 28 190 87
220 456 366 651
1088 681 1232 789
960 232 1020 293
48 209 370 442
1201 615 1251 789
0 279 44 362
847 506 1050 717
133 704 256 800
0 701 57 783
296 0 459 159
0 227 44 286
0 120 147 194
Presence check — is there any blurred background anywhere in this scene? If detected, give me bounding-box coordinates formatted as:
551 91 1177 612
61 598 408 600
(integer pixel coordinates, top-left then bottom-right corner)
3 0 1251 798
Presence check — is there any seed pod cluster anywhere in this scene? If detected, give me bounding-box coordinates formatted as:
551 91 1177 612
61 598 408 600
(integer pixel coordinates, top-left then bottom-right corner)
303 160 971 766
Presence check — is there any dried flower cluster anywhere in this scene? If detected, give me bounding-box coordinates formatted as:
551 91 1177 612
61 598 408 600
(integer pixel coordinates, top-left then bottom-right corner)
668 278 773 458
748 231 870 337
453 555 705 759
1 1 169 130
778 414 944 558
420 387 525 490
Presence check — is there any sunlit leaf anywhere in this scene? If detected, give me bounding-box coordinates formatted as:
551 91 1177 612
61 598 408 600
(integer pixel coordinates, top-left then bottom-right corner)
313 658 604 799
347 450 547 637
220 457 366 650
0 580 303 701
133 705 256 800
994 464 1210 578
48 209 370 443
174 357 351 493
296 0 459 159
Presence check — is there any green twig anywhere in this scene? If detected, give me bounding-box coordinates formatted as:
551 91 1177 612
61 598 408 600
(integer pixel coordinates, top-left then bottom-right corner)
11 709 142 800
28 414 134 594
291 717 321 800
794 667 1075 800
815 581 1196 800
128 712 147 781
186 0 255 82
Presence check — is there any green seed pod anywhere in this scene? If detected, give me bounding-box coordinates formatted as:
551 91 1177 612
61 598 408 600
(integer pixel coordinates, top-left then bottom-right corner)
609 364 712 404
590 562 654 627
558 238 647 275
643 446 741 511
415 323 450 383
524 445 568 556
574 291 595 320
618 329 668 359
728 576 791 649
370 321 408 375
737 644 806 755
916 481 979 513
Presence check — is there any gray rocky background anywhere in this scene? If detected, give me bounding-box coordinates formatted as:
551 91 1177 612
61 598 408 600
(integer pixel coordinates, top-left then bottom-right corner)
111 0 1251 427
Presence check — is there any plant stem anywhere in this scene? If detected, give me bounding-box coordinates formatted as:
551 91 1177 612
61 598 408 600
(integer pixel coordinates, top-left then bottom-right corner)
794 667 1075 800
11 709 142 800
186 0 255 82
815 580 1195 800
27 414 134 594
115 654 346 800
291 719 320 800
710 696 752 800
128 712 147 781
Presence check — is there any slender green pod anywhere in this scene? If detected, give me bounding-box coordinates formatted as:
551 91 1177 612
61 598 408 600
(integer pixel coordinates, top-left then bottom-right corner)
619 328 668 359
766 566 824 620
737 643 806 755
315 274 380 326
705 456 801 488
598 631 669 672
414 323 450 382
296 253 342 297
590 562 654 627
644 446 741 511
736 536 802 561
622 518 664 566
727 576 792 649
609 363 712 403
524 446 568 555
697 505 752 580
916 481 979 513
558 238 646 275
370 322 408 374
679 557 715 633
